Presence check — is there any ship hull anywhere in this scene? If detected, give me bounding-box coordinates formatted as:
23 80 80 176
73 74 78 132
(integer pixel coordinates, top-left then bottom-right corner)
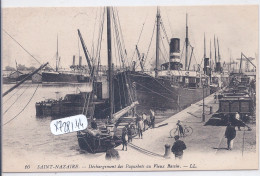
114 71 211 112
42 72 90 83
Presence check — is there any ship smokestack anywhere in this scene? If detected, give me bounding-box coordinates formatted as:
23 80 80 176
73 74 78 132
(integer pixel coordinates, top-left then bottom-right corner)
79 56 82 66
73 55 75 66
215 62 222 72
203 58 210 76
169 38 180 62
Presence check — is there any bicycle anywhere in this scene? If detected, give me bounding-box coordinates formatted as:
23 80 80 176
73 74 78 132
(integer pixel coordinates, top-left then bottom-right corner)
169 125 193 138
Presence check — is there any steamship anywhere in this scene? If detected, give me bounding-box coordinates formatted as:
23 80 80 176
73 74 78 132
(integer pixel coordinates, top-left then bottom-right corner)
42 56 90 83
114 11 211 112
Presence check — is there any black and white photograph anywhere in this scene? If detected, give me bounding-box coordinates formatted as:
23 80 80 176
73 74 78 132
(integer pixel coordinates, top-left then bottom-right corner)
1 1 258 172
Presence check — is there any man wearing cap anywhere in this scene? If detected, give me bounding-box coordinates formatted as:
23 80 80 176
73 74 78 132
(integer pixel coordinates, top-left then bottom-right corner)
171 135 186 159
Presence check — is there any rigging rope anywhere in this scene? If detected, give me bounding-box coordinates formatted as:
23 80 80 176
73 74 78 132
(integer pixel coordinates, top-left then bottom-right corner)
160 34 169 61
159 47 168 64
120 72 127 106
116 77 123 109
2 29 41 65
129 13 148 65
165 9 174 38
115 8 127 58
161 20 170 45
3 84 23 105
3 84 31 115
3 28 57 72
95 7 105 74
3 84 40 126
91 7 99 58
143 18 157 67
111 8 125 68
112 7 128 69
134 81 175 102
180 42 185 61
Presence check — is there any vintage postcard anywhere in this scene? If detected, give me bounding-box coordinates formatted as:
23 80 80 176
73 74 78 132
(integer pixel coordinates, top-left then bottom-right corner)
1 4 258 173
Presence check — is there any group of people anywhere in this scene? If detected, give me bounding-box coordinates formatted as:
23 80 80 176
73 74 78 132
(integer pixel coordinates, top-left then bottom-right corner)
121 109 156 151
103 110 252 161
136 109 156 139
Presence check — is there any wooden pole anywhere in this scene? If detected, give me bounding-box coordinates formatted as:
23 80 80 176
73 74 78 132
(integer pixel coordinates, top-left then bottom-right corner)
3 62 48 97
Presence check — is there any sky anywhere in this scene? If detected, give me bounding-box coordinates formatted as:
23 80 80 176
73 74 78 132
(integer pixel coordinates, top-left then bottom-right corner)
2 5 258 71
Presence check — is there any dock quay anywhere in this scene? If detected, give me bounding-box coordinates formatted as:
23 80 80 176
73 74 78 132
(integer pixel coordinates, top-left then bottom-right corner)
113 91 256 161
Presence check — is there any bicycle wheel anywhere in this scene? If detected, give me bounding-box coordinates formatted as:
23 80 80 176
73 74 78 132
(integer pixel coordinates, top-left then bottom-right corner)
184 127 193 136
170 128 178 138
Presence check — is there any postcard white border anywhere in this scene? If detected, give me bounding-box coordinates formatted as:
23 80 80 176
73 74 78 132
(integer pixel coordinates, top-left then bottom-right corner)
1 0 260 176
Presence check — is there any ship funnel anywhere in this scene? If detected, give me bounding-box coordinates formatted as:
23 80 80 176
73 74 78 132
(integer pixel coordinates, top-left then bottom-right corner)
215 62 222 72
73 55 75 66
203 58 210 76
169 38 180 63
79 56 82 66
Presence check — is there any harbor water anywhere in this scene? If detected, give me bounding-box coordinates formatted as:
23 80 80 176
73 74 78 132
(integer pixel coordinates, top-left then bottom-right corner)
2 83 101 161
2 83 172 164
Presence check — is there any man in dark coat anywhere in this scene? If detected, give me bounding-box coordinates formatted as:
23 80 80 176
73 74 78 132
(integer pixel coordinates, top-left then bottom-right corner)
127 124 133 143
225 122 236 150
171 135 186 159
121 126 128 151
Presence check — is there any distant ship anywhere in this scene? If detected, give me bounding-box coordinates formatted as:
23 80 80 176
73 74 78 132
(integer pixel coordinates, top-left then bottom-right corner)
42 55 90 83
42 36 90 84
209 36 230 94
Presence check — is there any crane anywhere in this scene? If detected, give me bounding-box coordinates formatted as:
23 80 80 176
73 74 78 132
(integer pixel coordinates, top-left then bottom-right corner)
77 29 92 73
237 53 255 72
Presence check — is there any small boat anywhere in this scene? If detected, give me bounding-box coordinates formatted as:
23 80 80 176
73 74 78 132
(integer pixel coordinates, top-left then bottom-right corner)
35 92 95 117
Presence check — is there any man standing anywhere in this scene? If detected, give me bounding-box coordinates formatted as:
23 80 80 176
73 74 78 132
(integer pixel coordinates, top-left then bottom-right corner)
142 113 147 131
137 118 144 139
150 109 155 128
121 126 128 151
127 124 133 143
225 122 236 150
171 135 186 159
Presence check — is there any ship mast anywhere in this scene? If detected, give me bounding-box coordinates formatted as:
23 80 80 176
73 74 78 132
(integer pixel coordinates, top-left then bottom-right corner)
210 40 212 68
155 7 160 78
185 14 189 70
210 39 212 82
107 7 113 119
56 35 59 72
214 35 217 71
204 33 206 59
217 37 221 62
